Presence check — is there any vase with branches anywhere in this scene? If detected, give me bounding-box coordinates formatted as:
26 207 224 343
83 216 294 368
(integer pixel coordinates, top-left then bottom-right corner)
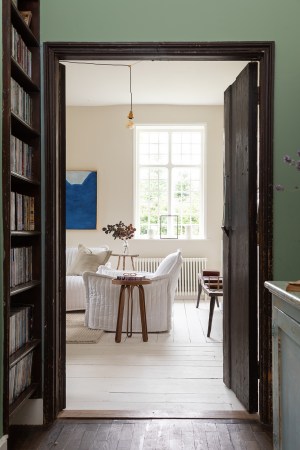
102 221 136 254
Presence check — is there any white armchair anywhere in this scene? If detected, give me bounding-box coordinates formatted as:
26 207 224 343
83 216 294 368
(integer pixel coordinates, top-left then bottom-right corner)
83 250 183 332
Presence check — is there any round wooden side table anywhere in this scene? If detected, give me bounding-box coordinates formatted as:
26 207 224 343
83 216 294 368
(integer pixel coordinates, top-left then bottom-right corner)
112 278 151 343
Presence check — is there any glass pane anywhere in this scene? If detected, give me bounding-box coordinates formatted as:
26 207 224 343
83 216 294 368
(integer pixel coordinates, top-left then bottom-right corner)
171 132 201 165
172 167 201 237
137 167 168 235
138 131 168 165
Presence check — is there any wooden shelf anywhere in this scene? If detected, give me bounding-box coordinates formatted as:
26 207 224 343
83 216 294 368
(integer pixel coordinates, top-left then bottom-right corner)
11 57 39 93
9 383 39 417
11 231 40 237
11 112 40 139
9 339 40 369
11 171 40 186
3 0 41 433
10 280 41 296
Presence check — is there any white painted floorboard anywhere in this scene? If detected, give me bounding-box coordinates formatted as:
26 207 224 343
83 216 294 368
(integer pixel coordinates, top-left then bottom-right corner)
66 298 245 412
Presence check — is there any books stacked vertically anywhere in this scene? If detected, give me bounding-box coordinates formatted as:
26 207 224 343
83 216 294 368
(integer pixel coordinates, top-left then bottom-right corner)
10 135 33 178
286 280 300 292
10 192 35 231
9 352 33 405
11 26 32 78
11 78 32 125
9 306 32 355
10 246 33 288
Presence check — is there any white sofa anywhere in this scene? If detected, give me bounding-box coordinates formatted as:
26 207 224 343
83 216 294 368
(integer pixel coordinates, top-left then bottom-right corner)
66 245 110 311
83 250 183 332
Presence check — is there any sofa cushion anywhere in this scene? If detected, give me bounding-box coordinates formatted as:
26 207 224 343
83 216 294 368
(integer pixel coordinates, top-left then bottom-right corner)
67 244 112 275
154 251 180 276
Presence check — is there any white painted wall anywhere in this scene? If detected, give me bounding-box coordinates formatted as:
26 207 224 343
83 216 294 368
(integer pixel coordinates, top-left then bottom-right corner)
66 105 224 270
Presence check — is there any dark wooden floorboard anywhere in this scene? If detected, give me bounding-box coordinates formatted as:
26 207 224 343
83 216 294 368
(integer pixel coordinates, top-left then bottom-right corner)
8 419 272 450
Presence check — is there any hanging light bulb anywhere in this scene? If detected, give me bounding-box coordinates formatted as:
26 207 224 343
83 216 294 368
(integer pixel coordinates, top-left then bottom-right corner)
127 110 134 129
126 65 135 129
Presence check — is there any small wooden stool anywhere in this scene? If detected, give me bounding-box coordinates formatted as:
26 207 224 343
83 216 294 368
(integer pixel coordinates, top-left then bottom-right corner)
196 270 222 308
201 283 223 337
112 278 151 343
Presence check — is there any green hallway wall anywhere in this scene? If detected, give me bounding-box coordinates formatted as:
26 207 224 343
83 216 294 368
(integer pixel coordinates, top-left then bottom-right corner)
0 0 300 437
40 0 300 280
0 0 3 438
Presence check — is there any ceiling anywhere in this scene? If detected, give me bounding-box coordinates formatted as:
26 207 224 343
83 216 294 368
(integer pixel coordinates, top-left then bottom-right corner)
63 60 249 107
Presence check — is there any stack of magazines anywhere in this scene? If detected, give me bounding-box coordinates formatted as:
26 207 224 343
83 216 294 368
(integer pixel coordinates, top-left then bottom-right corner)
116 272 146 281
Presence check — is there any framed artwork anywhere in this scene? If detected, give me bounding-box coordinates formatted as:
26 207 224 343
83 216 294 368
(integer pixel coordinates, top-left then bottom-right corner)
66 170 97 229
160 215 178 239
20 11 32 26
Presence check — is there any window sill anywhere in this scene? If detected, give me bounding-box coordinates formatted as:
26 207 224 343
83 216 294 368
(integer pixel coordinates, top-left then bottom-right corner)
134 237 208 241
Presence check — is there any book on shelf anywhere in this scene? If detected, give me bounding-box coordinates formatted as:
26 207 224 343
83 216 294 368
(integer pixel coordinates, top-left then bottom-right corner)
11 135 33 178
11 26 32 78
9 351 33 405
10 246 33 288
9 305 33 356
11 192 16 231
286 280 300 292
11 78 32 126
11 192 35 231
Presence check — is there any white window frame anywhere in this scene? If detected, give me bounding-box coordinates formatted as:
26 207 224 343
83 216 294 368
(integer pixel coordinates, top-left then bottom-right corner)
134 124 207 239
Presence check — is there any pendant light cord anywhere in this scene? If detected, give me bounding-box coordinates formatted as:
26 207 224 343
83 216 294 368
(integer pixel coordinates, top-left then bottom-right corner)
64 60 137 124
129 65 133 111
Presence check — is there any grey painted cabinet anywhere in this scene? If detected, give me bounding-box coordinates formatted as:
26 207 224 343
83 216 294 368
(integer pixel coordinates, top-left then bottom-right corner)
265 281 300 450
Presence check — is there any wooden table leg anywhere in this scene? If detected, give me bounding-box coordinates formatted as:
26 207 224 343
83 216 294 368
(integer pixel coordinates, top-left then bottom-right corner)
115 285 126 343
131 256 135 270
207 295 216 337
196 279 202 308
126 286 133 337
138 285 148 342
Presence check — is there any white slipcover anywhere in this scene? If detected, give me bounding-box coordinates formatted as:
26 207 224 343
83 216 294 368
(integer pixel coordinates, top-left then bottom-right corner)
83 250 183 332
66 246 109 311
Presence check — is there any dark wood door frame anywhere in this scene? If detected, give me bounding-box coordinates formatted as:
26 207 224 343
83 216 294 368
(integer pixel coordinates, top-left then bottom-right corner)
43 41 274 425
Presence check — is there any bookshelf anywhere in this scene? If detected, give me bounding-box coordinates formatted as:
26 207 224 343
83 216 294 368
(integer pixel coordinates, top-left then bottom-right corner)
2 0 41 431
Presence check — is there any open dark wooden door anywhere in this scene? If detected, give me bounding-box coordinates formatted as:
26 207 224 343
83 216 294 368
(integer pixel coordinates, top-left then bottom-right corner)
223 62 258 413
44 62 66 422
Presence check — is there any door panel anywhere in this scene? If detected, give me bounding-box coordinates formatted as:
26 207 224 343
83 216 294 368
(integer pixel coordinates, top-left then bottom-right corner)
223 84 232 388
44 62 66 422
58 62 67 411
223 63 258 412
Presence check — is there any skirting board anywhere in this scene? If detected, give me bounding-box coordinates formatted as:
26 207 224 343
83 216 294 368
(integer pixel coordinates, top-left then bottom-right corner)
59 410 260 421
0 435 8 450
10 399 43 425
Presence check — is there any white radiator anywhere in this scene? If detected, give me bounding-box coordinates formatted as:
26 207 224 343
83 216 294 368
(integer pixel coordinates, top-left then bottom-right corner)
135 257 207 298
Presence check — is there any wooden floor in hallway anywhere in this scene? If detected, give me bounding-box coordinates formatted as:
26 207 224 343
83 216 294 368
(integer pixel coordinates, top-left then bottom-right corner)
9 418 273 449
65 298 246 415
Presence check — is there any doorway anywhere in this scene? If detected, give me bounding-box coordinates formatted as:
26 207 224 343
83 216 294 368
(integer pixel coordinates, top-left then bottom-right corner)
43 42 274 425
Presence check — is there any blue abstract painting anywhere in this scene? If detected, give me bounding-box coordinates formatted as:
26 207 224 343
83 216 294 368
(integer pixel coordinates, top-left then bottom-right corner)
66 171 97 229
